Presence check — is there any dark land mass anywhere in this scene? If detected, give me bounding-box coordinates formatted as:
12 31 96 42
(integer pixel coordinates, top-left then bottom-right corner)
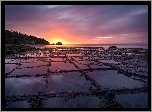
56 42 62 45
5 30 50 45
5 30 50 56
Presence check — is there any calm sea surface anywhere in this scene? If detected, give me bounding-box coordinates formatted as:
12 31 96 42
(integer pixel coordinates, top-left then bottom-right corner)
37 44 148 49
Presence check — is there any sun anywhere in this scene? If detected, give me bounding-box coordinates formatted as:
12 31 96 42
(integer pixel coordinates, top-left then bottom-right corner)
54 39 62 43
49 38 69 44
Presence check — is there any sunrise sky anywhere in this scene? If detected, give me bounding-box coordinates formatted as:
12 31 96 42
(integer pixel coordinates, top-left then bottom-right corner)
5 5 148 44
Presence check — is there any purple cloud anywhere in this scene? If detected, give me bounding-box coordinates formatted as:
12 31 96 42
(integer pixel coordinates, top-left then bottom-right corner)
5 5 148 44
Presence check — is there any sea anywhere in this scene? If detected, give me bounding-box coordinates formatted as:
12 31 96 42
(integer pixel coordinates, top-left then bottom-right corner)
36 44 148 49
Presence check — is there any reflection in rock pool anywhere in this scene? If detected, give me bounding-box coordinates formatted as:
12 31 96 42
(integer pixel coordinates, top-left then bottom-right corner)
5 47 148 108
44 96 101 108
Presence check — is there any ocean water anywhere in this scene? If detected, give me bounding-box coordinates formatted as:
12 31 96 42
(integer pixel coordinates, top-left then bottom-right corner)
39 44 148 49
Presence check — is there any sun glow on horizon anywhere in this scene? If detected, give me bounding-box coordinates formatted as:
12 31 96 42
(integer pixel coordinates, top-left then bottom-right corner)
49 38 69 44
49 39 81 44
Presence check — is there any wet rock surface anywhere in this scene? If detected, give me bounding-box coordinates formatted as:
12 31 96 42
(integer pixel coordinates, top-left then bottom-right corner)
5 47 148 108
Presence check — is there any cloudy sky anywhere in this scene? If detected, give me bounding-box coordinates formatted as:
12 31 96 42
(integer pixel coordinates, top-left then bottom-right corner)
5 5 148 44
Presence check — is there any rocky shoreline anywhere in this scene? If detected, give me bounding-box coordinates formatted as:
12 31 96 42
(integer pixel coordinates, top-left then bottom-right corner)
5 46 148 108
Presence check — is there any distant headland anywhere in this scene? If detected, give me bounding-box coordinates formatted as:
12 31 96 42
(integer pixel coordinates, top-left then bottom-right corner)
56 42 62 45
50 42 63 45
5 30 50 45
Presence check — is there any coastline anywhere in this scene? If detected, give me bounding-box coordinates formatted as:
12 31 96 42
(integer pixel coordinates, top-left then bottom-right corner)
5 44 148 108
41 44 148 49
